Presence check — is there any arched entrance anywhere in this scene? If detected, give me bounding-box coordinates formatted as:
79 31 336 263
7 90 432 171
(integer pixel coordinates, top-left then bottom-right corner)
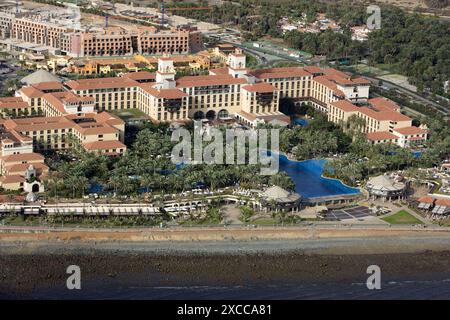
32 183 40 193
218 109 229 119
205 110 216 120
193 111 204 120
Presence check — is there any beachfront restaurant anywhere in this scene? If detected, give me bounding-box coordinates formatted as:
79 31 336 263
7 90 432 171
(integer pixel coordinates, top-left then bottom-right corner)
366 174 407 201
259 186 301 212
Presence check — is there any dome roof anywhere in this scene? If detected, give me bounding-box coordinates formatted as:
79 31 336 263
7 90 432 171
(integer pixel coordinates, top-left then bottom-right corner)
262 186 301 203
21 70 61 85
367 175 405 192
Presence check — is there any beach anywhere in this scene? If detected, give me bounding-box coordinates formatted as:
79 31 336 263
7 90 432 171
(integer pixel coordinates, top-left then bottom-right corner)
1 226 450 299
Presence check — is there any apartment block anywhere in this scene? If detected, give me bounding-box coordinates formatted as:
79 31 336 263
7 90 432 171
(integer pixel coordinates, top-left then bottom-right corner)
0 11 201 57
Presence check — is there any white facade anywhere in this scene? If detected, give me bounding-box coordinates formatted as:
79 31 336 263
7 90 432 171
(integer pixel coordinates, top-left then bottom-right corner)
337 84 370 103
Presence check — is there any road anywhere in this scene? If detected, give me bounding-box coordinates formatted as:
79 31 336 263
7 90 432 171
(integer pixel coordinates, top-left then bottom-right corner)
363 74 450 118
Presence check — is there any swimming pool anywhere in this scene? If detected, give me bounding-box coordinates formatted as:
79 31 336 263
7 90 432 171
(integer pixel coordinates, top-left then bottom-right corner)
276 153 360 199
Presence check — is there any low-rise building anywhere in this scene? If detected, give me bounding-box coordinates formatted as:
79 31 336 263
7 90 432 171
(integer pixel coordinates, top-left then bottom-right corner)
1 112 126 155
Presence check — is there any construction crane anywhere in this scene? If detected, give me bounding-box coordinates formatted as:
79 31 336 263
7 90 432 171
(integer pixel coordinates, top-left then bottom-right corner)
160 0 165 29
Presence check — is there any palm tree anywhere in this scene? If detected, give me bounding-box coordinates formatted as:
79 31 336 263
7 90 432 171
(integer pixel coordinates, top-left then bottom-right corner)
107 175 122 195
76 176 89 198
140 174 153 193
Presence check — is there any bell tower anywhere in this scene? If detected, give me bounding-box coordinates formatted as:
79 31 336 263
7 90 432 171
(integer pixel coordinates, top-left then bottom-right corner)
156 57 175 83
228 50 246 78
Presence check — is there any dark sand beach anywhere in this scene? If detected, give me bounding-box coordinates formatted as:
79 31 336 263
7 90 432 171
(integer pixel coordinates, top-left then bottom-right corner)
1 235 450 299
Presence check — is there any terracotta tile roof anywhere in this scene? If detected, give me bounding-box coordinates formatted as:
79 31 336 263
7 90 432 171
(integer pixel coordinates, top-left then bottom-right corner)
74 123 117 135
237 110 257 121
19 86 44 98
0 194 25 203
237 111 290 124
250 67 311 79
176 74 247 88
369 97 399 112
122 71 156 81
208 67 229 75
0 98 28 109
311 68 370 86
322 68 352 80
393 126 427 135
242 82 277 93
5 162 49 174
366 131 398 141
359 108 411 122
2 152 44 163
4 116 75 132
4 113 122 137
0 175 25 184
42 93 68 114
313 76 345 97
350 77 371 85
31 81 65 91
303 66 324 74
83 140 126 151
0 97 24 103
140 85 189 99
435 198 450 207
65 77 138 91
331 100 358 112
257 113 290 123
417 196 435 204
92 112 125 126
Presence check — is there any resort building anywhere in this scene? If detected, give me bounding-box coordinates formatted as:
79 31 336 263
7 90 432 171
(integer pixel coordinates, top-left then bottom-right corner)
65 77 138 112
328 97 427 148
0 121 48 191
0 113 126 154
0 11 202 57
4 50 425 147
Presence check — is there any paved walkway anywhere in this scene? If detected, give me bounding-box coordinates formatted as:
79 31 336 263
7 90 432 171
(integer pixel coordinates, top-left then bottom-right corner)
221 204 242 225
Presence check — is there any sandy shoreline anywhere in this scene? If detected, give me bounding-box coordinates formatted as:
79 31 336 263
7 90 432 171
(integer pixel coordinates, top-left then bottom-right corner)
1 225 450 243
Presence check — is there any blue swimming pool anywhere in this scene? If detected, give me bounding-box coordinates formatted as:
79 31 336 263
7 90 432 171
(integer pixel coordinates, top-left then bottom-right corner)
275 153 360 199
293 118 309 126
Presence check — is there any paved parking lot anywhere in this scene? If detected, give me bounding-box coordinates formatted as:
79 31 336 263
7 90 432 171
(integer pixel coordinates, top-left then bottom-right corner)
324 206 374 221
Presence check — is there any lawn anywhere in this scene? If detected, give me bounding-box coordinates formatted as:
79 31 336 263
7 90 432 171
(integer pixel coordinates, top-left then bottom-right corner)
381 210 423 225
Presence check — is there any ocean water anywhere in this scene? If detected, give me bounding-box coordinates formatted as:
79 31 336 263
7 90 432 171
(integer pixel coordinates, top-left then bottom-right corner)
12 277 450 300
276 153 360 199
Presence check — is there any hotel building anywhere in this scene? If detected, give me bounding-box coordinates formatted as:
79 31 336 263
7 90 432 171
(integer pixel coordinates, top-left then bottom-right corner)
3 53 424 165
329 98 427 147
0 118 48 191
0 11 202 57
